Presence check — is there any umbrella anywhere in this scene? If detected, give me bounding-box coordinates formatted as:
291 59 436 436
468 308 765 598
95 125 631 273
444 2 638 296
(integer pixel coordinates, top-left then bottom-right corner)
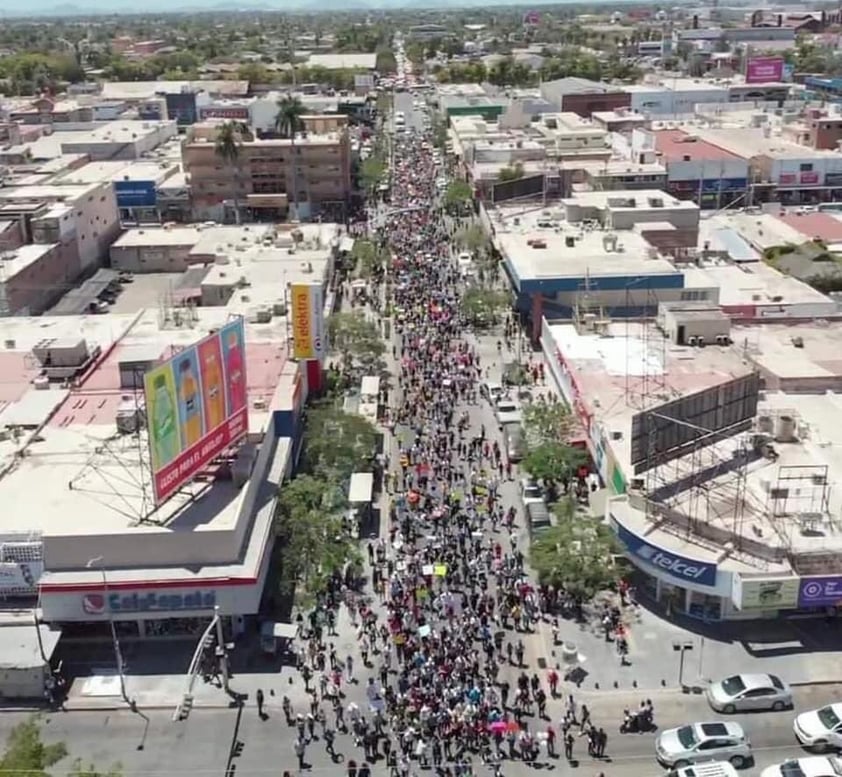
488 721 507 734
506 721 521 733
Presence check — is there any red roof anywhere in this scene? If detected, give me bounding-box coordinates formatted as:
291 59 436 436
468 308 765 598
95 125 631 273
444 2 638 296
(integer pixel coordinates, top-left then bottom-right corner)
778 212 842 243
654 129 745 162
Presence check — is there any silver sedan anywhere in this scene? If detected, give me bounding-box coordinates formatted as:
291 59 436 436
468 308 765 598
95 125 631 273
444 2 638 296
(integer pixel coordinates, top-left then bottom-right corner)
706 673 792 714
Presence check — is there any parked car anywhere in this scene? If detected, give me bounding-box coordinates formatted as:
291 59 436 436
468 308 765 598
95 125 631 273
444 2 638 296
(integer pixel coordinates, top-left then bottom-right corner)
480 381 504 404
526 500 552 539
519 477 545 506
761 757 842 777
503 424 526 462
706 673 792 714
494 398 522 427
656 722 752 769
668 763 740 777
795 704 842 752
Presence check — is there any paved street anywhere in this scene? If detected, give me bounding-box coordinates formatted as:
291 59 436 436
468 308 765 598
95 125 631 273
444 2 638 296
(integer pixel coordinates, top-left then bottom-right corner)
15 683 842 777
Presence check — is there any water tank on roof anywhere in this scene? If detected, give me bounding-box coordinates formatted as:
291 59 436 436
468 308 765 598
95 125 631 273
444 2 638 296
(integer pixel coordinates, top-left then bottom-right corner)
776 415 797 443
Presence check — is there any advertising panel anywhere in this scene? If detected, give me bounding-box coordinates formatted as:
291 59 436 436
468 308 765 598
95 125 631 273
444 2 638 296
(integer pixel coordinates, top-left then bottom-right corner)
798 576 842 608
0 561 42 593
144 317 248 504
289 282 327 360
731 575 799 610
114 180 157 209
82 589 217 616
825 173 842 187
613 521 717 586
801 171 820 185
745 56 785 84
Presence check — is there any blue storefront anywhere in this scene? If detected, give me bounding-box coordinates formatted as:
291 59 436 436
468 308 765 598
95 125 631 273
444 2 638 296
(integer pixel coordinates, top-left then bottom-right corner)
115 180 158 223
610 505 731 620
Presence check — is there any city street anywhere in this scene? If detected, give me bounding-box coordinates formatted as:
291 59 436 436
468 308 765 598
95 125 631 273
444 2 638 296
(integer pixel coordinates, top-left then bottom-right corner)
16 683 842 777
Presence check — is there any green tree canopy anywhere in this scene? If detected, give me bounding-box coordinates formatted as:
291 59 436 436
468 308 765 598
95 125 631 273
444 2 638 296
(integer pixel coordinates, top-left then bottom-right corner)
275 474 359 604
522 401 574 445
359 157 386 194
327 311 386 376
523 440 588 486
375 48 398 73
444 179 473 210
529 497 619 601
352 238 387 279
0 719 67 777
461 287 509 326
498 162 525 182
302 405 378 483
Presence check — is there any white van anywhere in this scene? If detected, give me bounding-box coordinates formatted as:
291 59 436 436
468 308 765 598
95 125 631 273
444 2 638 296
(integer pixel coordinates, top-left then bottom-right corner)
667 762 740 777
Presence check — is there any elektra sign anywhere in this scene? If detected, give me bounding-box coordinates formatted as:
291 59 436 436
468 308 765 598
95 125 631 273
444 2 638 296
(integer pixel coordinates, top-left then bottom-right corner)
82 590 217 616
615 522 717 586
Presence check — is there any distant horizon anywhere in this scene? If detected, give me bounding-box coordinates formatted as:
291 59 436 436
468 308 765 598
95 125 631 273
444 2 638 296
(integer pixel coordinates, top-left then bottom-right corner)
0 0 696 20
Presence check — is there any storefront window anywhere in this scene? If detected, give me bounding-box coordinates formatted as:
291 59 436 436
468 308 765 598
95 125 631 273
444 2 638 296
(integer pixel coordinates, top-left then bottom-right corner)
661 582 687 616
688 591 722 621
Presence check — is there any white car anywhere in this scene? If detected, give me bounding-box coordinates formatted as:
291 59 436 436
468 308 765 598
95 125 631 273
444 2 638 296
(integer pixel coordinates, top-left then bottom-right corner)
519 478 545 506
495 398 522 427
656 722 752 769
480 380 504 404
761 757 842 777
706 673 792 714
795 704 842 752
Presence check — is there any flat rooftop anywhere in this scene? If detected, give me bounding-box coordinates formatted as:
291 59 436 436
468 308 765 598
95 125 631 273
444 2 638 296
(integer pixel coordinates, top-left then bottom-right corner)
564 189 699 213
682 260 834 310
112 226 203 248
0 243 58 278
54 160 177 186
654 128 745 162
735 321 842 388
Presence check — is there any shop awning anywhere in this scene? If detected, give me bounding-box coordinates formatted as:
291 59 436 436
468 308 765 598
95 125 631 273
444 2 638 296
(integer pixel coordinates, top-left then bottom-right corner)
348 472 374 504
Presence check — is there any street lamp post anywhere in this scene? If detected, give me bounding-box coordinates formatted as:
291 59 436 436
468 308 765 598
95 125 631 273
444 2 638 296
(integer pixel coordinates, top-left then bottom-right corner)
86 556 129 705
673 640 694 689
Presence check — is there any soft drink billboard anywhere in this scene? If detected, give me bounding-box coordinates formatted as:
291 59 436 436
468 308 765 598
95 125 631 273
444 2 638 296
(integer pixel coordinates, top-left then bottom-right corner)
144 317 248 504
745 56 784 84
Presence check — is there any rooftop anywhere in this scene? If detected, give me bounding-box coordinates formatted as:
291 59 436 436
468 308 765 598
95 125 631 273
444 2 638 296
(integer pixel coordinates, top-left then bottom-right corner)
654 128 745 162
0 243 58 279
112 225 203 249
306 53 377 70
492 207 676 284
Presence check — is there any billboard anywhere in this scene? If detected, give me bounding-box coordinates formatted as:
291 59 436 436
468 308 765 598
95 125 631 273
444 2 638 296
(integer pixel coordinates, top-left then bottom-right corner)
491 174 544 203
630 372 760 474
289 282 327 360
144 317 249 504
114 180 157 209
798 576 842 608
745 56 784 84
731 575 799 610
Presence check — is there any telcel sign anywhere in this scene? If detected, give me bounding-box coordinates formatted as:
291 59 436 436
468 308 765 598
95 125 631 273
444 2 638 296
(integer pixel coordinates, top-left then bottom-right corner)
82 590 217 615
614 521 717 586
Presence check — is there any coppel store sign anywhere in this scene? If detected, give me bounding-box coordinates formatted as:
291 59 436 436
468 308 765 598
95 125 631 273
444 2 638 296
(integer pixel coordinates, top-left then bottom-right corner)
614 521 717 586
82 590 217 616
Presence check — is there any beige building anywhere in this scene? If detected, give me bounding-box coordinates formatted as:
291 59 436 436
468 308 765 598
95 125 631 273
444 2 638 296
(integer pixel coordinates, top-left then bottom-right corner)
183 117 353 222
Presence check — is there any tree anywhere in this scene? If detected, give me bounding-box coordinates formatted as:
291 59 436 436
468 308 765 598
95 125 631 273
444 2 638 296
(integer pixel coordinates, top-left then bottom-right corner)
352 239 386 279
275 95 306 220
68 761 122 777
359 156 386 195
444 179 473 213
530 497 620 602
522 401 574 445
0 719 67 777
498 162 524 182
214 122 249 225
523 441 588 492
375 48 397 73
327 311 386 377
461 287 509 327
303 406 378 483
275 474 359 604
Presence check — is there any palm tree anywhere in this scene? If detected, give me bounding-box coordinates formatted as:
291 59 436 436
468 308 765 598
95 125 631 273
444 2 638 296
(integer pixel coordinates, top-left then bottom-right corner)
214 121 248 225
275 95 306 221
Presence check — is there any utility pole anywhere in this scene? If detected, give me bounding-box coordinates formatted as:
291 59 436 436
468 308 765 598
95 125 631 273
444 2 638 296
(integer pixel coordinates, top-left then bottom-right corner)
214 605 230 693
86 556 130 705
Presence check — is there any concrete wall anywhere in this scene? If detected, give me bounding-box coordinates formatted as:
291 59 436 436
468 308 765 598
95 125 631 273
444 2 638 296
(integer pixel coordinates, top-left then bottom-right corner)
110 242 197 273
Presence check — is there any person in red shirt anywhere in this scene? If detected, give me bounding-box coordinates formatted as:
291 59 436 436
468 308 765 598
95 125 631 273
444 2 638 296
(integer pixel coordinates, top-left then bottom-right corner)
548 669 559 698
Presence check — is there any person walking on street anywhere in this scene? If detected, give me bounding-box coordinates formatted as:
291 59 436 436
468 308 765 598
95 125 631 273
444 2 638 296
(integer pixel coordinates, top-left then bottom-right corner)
564 732 574 760
546 725 556 758
256 688 264 718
